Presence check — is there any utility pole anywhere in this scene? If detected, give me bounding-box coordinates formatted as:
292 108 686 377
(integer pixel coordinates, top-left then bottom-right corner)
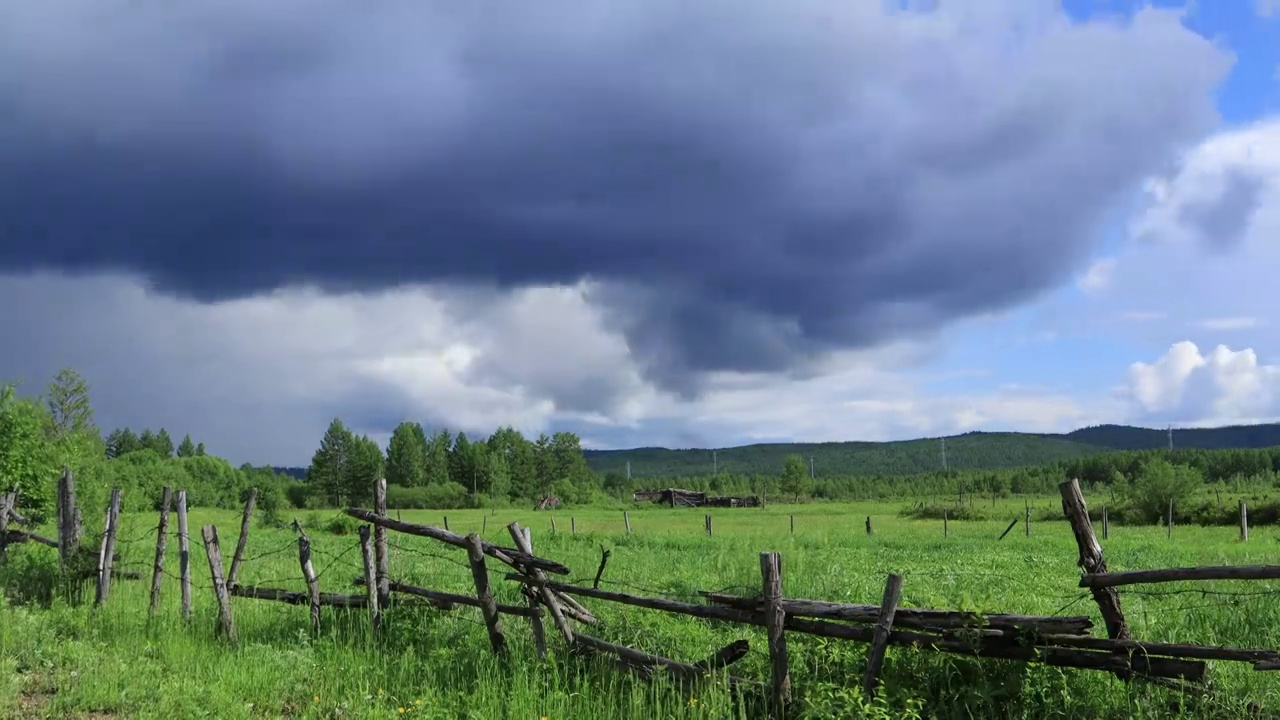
809 456 814 480
940 438 948 473
1167 425 1174 451
626 461 631 480
713 450 718 475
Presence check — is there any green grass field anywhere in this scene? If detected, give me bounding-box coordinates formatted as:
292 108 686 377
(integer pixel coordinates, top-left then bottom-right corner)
1 499 1277 719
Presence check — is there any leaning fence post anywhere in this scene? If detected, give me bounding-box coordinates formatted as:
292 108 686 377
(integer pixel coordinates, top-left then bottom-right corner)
1024 498 1031 537
1102 505 1109 540
760 551 791 714
466 533 507 655
1166 498 1173 540
358 525 381 633
374 478 389 608
509 522 575 644
550 516 557 533
519 527 548 659
789 514 794 535
706 514 713 536
865 516 872 535
943 510 948 538
571 517 576 535
443 515 449 532
227 488 257 589
201 524 236 642
863 573 904 700
294 520 321 635
95 488 122 607
177 490 192 619
1240 499 1249 542
623 511 631 535
149 486 173 616
1058 479 1131 654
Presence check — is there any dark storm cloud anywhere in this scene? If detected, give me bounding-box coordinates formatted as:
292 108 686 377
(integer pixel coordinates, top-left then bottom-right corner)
0 1 1230 390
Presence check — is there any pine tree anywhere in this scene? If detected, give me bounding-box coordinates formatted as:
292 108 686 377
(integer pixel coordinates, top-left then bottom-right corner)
153 428 175 458
385 421 427 487
44 367 95 441
177 434 197 457
195 442 206 456
308 418 352 505
424 429 452 486
344 434 384 506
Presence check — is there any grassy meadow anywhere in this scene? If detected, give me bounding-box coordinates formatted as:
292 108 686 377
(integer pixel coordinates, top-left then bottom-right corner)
1 498 1278 719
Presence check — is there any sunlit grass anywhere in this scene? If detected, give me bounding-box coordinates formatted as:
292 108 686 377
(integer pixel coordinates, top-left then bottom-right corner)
1 498 1277 718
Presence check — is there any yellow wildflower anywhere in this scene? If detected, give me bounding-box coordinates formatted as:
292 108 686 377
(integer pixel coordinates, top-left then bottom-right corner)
313 696 319 703
398 708 405 714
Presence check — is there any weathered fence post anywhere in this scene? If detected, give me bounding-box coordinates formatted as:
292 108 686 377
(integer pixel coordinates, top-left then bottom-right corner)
623 511 631 534
0 493 12 559
481 515 487 534
706 514 713 536
95 488 122 607
1102 505 1109 540
789 515 794 535
57 468 83 568
1240 499 1249 542
177 490 192 619
1166 498 1173 540
551 516 557 533
519 528 547 659
865 516 872 535
1059 480 1130 646
760 551 791 715
201 525 236 642
295 520 321 635
863 573 904 700
374 478 389 608
571 516 576 535
227 488 257 589
149 486 173 615
443 515 449 532
358 525 381 633
1024 498 1031 537
466 533 507 655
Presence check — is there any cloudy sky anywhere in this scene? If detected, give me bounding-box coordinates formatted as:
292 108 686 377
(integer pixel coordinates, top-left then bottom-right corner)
2 0 1280 466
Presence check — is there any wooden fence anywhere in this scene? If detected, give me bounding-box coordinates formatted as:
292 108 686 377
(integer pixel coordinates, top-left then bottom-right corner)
1 474 1277 717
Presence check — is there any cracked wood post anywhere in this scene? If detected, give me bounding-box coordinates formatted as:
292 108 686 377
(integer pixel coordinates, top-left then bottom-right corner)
1059 478 1130 680
295 521 321 635
374 478 389 608
57 468 83 569
1240 499 1249 542
466 533 507 656
358 525 381 633
760 551 791 715
227 488 257 589
149 486 173 616
863 573 904 700
508 522 574 644
177 490 192 618
95 488 122 607
201 524 236 642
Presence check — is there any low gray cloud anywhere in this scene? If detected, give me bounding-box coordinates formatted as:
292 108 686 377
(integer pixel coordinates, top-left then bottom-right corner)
0 2 1231 395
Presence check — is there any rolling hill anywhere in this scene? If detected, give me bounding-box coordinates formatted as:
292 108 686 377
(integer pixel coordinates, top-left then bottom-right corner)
582 422 1280 478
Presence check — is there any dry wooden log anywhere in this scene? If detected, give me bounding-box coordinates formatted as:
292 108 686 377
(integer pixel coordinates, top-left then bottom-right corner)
466 533 506 655
232 585 371 607
508 522 575 643
1079 565 1280 589
942 629 1280 664
518 531 548 659
573 633 750 680
344 508 570 575
1059 479 1130 644
201 524 236 642
515 575 1203 681
4 529 58 547
353 576 533 616
699 592 1093 635
1255 660 1280 671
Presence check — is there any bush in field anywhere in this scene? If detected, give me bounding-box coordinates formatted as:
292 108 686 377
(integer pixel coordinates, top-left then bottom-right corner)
1123 458 1202 523
386 482 469 509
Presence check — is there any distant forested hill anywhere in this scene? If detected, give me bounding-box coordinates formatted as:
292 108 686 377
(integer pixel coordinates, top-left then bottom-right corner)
582 423 1280 478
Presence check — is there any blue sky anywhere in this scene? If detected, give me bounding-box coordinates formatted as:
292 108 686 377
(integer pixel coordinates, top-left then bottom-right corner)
3 0 1280 465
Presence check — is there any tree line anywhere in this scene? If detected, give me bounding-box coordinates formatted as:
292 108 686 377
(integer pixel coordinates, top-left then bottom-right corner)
304 419 598 509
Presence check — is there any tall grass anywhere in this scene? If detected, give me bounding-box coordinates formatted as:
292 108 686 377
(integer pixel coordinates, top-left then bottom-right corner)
1 499 1277 718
